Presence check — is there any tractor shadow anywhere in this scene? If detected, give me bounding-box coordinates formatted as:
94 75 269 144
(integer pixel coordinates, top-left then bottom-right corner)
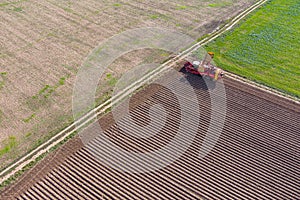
179 67 216 90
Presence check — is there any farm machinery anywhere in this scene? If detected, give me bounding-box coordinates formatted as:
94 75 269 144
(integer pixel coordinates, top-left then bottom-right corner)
184 52 224 81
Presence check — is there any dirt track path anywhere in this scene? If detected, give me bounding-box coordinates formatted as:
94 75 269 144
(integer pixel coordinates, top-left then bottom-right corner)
0 0 270 183
2 71 299 199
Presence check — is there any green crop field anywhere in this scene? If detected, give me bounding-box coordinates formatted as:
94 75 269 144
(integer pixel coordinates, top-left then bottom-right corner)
204 0 300 97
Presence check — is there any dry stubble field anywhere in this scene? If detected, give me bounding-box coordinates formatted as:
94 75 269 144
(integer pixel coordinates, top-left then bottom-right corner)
0 0 256 169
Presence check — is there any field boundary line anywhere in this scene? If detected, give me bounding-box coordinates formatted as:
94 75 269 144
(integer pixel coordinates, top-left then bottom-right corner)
0 0 277 185
225 72 300 104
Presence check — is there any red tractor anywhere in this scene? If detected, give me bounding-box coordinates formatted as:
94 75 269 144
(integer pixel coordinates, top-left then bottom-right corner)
184 52 224 81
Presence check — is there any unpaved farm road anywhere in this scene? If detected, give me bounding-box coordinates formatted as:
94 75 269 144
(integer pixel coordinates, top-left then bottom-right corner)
1 70 300 199
0 0 269 183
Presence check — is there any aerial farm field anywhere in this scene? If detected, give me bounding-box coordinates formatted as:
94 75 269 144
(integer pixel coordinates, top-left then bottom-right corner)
0 0 256 169
204 0 300 97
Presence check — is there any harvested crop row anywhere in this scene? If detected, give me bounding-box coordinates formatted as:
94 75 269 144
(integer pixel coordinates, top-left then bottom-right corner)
0 0 256 170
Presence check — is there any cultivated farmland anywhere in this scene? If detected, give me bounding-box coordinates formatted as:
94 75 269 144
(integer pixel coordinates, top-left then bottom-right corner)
1 70 299 199
0 0 256 169
204 0 300 97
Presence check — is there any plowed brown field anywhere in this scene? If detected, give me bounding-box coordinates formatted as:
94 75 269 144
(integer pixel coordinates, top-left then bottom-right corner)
1 70 299 199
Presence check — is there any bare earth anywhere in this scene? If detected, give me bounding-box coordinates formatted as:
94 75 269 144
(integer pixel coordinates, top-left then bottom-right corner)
1 68 299 198
0 0 256 168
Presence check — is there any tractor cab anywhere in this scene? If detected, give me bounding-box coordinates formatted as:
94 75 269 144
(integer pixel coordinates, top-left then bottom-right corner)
184 52 224 81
